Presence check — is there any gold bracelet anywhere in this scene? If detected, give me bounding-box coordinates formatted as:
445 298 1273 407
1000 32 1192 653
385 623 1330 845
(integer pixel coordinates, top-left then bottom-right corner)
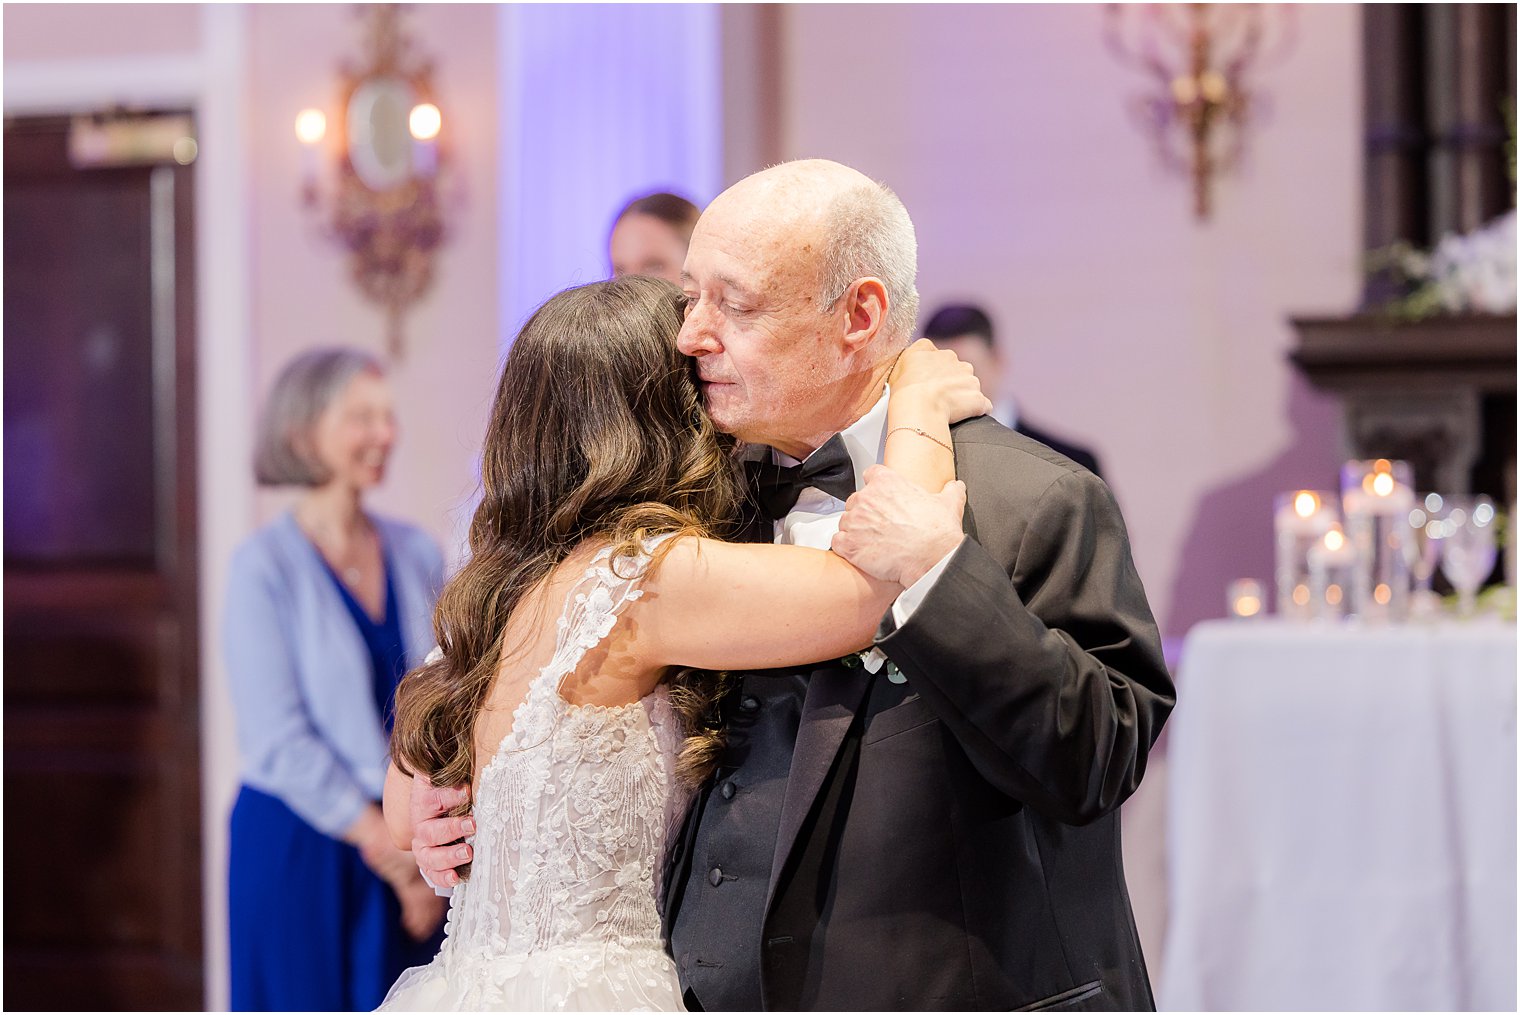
886 426 953 453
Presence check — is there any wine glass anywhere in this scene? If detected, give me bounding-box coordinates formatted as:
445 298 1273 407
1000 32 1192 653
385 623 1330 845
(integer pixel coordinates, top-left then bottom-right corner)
1438 495 1499 618
1405 493 1449 615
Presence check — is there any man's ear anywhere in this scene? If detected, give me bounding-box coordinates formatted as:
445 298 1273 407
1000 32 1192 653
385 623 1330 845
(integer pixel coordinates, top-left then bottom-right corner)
840 277 889 352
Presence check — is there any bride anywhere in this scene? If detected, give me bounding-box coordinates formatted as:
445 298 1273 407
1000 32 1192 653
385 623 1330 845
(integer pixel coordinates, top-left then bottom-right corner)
378 275 983 1011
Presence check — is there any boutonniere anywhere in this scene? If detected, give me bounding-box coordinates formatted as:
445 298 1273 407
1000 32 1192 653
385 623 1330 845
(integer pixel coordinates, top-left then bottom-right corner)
840 648 907 684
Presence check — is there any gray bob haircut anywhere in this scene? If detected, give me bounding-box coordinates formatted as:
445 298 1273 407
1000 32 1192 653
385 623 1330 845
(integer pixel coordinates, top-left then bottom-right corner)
818 178 919 346
253 347 384 487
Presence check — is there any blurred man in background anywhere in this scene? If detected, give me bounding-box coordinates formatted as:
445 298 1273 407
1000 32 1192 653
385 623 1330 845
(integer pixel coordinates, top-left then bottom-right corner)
609 191 701 285
923 303 1103 478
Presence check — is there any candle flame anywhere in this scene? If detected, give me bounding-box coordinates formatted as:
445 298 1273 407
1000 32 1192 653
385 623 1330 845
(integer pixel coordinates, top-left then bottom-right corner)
1372 472 1395 497
1324 529 1345 552
1293 491 1319 518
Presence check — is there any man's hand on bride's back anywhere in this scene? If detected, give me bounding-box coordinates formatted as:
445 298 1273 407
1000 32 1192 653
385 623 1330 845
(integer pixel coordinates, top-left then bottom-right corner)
889 338 992 422
409 772 476 890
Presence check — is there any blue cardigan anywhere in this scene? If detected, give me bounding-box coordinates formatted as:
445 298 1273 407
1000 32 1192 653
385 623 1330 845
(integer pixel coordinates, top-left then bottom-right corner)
223 511 444 836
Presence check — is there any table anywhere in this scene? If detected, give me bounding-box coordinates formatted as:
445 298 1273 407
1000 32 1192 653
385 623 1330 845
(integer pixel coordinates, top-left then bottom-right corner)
1160 618 1517 1011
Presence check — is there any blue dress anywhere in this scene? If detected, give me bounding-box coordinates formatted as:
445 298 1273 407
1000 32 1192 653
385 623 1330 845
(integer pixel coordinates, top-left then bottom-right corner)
229 546 443 1011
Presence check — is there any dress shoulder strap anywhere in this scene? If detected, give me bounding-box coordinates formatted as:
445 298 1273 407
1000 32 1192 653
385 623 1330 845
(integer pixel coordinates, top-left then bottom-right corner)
543 533 677 692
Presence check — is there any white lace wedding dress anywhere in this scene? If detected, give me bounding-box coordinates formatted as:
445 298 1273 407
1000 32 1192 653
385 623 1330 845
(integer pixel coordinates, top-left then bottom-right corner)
380 539 688 1011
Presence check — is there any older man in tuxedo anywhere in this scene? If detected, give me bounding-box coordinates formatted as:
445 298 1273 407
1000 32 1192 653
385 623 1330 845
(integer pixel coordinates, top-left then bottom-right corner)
413 159 1172 1011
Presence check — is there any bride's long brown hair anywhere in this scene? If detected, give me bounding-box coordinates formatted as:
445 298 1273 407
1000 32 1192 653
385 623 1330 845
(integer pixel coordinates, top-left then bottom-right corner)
391 276 743 809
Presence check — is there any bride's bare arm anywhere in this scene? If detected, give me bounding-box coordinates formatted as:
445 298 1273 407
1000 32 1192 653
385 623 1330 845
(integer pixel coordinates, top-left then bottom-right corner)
643 484 963 670
383 762 415 850
638 537 906 671
883 338 988 494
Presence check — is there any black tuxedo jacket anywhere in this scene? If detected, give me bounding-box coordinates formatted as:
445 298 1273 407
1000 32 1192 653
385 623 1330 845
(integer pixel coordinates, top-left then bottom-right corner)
1016 420 1102 480
663 416 1172 1011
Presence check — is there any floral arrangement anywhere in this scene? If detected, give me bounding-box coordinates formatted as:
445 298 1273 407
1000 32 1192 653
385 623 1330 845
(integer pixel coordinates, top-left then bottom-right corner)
1372 211 1517 321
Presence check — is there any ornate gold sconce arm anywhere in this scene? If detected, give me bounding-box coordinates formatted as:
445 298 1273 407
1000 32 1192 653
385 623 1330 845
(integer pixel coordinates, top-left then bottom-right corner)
297 4 448 359
1104 3 1296 220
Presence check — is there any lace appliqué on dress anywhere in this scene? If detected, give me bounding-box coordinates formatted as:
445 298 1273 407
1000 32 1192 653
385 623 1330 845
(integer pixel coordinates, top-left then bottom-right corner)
380 536 688 1012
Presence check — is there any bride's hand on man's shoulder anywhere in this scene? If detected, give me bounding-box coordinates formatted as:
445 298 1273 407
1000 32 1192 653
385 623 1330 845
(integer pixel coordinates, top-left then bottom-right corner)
888 338 992 423
832 466 967 586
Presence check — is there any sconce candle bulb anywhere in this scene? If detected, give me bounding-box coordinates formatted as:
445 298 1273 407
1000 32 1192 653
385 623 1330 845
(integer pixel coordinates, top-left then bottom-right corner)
295 108 327 206
409 103 442 142
295 108 327 145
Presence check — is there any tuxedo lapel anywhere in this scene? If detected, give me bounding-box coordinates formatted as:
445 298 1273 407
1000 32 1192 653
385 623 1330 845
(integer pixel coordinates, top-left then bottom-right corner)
764 660 874 915
757 425 983 914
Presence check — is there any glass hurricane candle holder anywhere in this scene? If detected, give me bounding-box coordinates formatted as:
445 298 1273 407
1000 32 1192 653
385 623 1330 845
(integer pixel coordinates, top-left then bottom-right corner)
1273 490 1338 620
1341 459 1415 622
1307 523 1356 621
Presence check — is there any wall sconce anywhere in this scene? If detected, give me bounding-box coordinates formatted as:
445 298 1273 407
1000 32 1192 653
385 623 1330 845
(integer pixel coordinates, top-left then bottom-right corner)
1103 4 1295 220
297 4 448 359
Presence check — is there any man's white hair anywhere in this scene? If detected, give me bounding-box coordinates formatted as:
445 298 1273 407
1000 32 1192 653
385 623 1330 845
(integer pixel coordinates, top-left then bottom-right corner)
816 179 919 346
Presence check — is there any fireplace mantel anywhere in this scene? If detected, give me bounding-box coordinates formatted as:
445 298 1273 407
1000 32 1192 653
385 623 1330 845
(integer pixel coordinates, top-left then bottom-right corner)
1289 313 1516 500
1290 313 1516 391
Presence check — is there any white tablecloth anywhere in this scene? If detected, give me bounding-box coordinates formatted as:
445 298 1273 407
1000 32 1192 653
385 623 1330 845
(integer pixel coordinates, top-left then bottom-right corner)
1161 619 1517 1011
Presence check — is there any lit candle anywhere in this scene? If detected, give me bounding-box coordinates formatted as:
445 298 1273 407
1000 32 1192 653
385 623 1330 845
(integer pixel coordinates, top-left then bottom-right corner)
1310 525 1354 566
1227 578 1265 620
1341 459 1414 516
1274 490 1335 536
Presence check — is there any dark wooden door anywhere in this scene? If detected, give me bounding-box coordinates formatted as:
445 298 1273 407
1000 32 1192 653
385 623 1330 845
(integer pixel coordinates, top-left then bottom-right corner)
4 115 203 1010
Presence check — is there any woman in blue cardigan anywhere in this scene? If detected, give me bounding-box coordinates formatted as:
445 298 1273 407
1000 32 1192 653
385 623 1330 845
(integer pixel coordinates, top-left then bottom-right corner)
224 348 446 1010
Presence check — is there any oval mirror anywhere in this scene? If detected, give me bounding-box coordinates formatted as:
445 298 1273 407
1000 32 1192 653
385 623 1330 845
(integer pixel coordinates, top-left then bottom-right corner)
347 75 415 192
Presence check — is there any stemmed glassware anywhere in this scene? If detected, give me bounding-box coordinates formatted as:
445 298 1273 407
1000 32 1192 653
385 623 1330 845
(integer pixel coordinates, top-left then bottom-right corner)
1405 493 1449 615
1438 495 1499 618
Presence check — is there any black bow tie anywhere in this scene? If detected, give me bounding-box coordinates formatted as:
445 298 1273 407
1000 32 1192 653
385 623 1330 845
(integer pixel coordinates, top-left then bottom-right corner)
745 434 857 521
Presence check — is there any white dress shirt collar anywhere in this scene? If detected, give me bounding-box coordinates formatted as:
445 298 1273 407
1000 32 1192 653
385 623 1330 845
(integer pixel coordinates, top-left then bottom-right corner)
767 386 890 547
773 384 890 480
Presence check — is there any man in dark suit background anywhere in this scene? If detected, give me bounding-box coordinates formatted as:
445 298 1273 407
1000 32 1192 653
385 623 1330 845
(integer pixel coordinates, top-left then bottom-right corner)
410 160 1171 1011
923 303 1104 479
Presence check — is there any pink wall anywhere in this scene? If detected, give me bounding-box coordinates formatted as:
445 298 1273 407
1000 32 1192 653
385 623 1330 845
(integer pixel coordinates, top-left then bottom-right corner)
779 4 1359 641
3 3 200 60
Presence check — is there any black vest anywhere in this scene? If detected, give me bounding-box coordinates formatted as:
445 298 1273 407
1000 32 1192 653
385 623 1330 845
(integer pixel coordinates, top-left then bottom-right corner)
667 669 807 1010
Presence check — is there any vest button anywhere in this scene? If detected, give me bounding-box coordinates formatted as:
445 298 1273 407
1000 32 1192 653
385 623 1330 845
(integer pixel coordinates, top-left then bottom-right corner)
720 781 736 800
739 695 760 713
708 866 724 887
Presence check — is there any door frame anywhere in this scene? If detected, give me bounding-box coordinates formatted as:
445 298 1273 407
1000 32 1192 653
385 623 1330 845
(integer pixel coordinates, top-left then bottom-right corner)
5 10 252 1008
